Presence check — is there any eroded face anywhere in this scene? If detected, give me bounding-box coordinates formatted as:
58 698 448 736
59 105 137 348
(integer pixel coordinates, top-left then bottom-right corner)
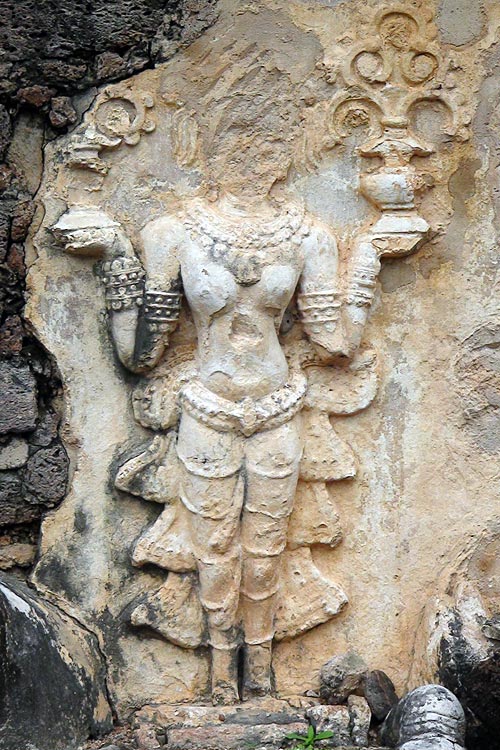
205 114 294 199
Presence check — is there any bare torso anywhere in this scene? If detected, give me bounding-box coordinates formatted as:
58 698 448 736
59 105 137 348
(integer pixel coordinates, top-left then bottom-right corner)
136 197 340 388
180 215 303 400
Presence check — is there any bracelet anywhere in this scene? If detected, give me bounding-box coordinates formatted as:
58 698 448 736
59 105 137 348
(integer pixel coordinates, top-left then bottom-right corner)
297 290 341 324
346 266 377 307
143 289 183 332
102 257 145 311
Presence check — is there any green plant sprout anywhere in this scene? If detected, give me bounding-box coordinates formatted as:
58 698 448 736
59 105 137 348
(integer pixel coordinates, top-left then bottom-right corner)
285 725 334 749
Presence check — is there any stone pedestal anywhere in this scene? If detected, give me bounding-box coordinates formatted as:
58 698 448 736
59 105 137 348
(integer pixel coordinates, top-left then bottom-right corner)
132 698 377 750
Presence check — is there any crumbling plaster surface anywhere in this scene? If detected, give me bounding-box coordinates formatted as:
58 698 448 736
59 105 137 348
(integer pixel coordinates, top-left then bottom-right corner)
0 0 220 575
22 0 500 716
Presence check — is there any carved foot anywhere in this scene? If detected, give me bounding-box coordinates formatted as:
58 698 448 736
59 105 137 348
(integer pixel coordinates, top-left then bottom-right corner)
242 642 272 700
211 647 239 706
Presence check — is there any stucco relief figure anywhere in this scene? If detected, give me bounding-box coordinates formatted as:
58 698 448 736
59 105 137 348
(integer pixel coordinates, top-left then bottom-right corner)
38 1 469 715
52 84 432 701
52 14 450 699
132 204 336 705
128 154 347 703
53 103 377 702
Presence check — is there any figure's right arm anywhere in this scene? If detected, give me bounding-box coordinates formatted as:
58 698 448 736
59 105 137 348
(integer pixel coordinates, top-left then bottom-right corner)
122 216 183 372
52 208 184 374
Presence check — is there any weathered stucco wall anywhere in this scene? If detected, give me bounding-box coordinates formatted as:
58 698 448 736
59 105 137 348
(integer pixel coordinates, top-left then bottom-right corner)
3 0 499 747
0 0 219 576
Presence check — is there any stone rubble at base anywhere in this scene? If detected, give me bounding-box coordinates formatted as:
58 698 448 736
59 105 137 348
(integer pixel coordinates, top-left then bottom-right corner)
124 683 465 750
131 697 370 750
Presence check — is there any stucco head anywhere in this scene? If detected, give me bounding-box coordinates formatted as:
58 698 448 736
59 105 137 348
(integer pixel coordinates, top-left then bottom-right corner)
169 60 300 200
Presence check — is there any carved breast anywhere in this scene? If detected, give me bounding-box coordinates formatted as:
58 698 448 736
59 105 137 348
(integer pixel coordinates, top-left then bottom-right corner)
259 264 299 311
181 240 300 320
181 255 238 317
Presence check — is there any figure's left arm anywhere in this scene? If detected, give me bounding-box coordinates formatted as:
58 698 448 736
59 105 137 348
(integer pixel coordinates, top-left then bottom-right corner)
298 224 347 361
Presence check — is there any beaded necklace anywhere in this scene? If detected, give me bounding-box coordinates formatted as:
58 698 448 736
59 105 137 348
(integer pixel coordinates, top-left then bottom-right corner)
183 198 309 286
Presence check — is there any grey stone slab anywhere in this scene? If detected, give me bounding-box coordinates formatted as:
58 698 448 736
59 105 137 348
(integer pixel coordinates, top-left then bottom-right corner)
0 362 37 434
0 574 112 750
166 721 308 750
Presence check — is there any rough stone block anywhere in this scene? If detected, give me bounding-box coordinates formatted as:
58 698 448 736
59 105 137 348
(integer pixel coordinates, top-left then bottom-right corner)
10 199 35 241
166 721 307 750
0 436 29 469
49 96 78 130
30 408 60 447
319 652 368 705
135 697 306 731
0 471 40 525
307 705 352 746
347 695 371 747
0 315 24 356
0 362 37 434
0 104 11 160
0 543 36 570
134 725 162 749
24 444 69 506
363 670 398 722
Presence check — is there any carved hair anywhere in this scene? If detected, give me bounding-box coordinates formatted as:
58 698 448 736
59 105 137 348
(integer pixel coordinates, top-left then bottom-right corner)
167 50 303 188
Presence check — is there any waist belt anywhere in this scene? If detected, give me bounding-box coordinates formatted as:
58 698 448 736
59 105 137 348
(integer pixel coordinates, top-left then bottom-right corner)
179 372 307 436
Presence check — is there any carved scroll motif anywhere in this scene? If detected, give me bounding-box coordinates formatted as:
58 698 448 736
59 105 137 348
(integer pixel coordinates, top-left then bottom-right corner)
67 88 156 174
300 5 468 356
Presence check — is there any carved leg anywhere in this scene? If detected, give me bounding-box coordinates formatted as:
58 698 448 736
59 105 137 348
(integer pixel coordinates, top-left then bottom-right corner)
243 640 273 698
196 552 241 705
181 469 244 705
242 419 302 699
240 548 279 697
211 640 240 706
240 528 282 699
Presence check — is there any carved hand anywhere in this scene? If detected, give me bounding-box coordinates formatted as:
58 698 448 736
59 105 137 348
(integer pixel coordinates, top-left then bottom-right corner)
52 206 124 258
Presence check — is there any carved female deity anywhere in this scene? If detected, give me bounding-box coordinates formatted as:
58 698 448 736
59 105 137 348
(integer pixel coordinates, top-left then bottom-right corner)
113 131 347 704
54 93 360 703
43 2 465 712
52 37 437 699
